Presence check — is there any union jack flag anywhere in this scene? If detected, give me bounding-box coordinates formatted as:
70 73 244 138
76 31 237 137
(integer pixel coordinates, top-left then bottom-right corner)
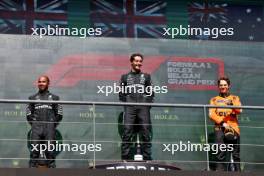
189 2 228 23
90 0 167 38
0 0 68 34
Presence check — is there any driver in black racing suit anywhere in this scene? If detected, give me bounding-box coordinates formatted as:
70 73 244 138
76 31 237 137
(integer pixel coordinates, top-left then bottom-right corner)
27 75 63 168
119 53 154 160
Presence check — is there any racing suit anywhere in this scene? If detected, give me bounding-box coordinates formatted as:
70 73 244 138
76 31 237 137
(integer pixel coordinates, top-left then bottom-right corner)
209 93 242 171
26 90 63 168
119 71 154 160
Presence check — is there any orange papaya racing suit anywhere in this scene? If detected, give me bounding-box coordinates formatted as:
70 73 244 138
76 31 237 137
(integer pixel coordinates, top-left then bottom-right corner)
209 94 242 135
209 93 242 171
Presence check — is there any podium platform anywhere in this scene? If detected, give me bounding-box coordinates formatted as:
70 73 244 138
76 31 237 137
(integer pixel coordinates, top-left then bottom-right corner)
0 168 262 176
92 160 181 170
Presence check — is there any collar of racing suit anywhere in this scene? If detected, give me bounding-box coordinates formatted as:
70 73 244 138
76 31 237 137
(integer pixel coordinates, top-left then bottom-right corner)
38 89 49 95
219 92 230 98
130 70 141 74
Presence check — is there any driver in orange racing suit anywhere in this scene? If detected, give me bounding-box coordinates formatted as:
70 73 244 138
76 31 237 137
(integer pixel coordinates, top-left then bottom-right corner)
209 76 242 171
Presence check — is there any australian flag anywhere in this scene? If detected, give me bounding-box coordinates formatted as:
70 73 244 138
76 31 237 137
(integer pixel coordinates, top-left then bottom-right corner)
188 2 264 41
0 0 68 34
90 0 167 38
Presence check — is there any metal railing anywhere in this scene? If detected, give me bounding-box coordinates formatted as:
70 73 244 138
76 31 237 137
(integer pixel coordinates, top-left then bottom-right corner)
0 99 263 170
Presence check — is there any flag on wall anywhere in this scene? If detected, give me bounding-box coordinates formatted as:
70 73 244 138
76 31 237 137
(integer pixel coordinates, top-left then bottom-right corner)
90 0 167 38
0 0 68 34
188 1 264 41
0 0 263 41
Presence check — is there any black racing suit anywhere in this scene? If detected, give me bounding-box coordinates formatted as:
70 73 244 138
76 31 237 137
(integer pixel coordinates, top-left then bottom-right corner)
119 71 154 160
26 90 63 168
